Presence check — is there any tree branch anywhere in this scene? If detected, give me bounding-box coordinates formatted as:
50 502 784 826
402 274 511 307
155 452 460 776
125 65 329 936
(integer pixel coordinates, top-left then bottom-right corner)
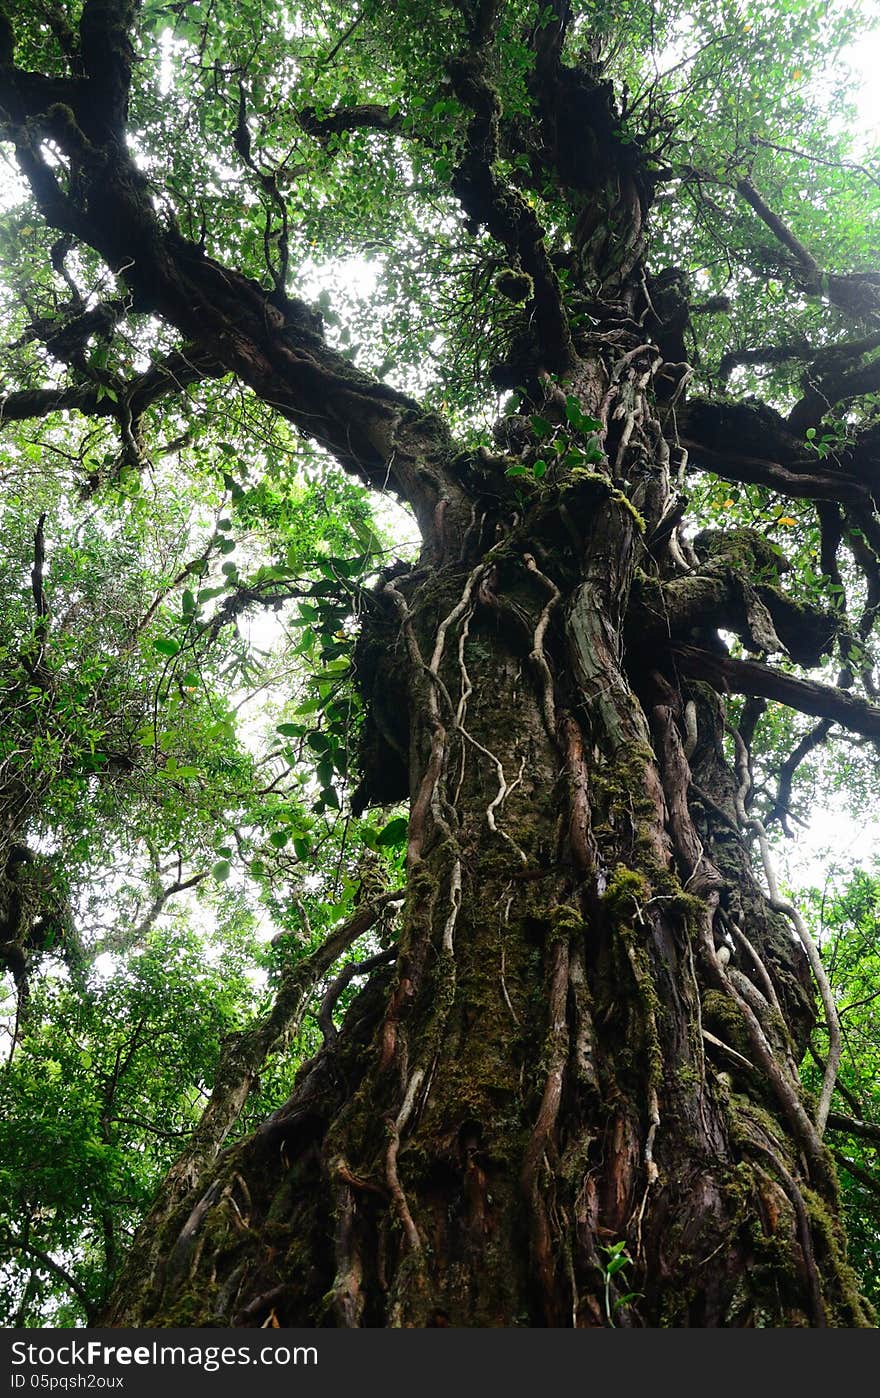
718 340 813 383
831 1150 880 1198
678 398 874 505
736 177 822 285
769 718 832 831
0 345 224 430
298 103 403 140
448 1 574 372
737 177 880 323
317 945 397 1046
1 11 455 535
129 873 206 945
2 1229 95 1318
750 135 880 192
673 645 880 741
826 1111 880 1145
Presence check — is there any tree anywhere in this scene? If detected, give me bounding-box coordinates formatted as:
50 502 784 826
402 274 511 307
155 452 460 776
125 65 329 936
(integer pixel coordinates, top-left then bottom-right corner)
1 0 880 1327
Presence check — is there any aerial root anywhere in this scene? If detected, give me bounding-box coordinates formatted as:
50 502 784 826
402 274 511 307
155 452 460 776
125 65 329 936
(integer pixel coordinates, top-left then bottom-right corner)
729 723 840 1135
750 1146 827 1328
524 552 561 736
385 1067 426 1255
330 1159 365 1327
521 935 570 1314
653 705 831 1187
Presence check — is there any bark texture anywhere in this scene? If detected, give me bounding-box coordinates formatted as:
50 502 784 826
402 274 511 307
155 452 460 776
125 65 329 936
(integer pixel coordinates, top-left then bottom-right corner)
101 451 866 1325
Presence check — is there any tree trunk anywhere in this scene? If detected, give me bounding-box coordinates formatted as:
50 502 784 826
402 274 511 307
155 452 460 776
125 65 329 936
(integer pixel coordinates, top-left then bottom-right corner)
101 389 868 1327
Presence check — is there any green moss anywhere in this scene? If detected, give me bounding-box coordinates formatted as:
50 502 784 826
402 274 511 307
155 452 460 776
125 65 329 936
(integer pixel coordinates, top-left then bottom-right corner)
802 1182 874 1326
675 1063 701 1088
603 865 651 917
609 487 646 532
495 268 534 303
693 526 787 580
547 903 587 940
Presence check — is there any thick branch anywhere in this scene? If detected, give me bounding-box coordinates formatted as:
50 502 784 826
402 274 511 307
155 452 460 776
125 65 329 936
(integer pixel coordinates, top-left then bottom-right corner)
1 30 454 533
633 557 837 669
678 398 874 505
737 177 880 323
298 103 403 139
789 352 880 436
736 178 821 285
673 645 880 742
77 0 138 135
718 340 813 383
449 2 574 371
0 345 223 428
318 946 397 1046
826 1111 880 1145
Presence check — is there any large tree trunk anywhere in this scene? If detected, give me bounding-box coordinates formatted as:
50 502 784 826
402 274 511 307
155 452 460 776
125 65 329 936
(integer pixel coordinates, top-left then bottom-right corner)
101 375 868 1327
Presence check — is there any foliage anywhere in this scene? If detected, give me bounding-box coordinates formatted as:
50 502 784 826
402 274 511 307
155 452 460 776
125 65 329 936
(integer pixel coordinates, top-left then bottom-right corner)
0 920 260 1325
800 866 880 1310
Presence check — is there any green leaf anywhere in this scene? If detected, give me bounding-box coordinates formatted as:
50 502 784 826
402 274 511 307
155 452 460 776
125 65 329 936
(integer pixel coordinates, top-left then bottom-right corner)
211 860 231 881
377 815 409 846
564 395 602 433
153 638 180 658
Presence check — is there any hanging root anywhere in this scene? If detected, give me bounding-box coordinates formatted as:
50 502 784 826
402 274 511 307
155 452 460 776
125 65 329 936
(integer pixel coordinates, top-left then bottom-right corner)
634 1085 661 1261
558 712 599 880
750 1147 827 1328
729 724 840 1135
330 1164 364 1327
652 704 832 1190
385 1067 425 1255
520 934 570 1318
524 553 561 736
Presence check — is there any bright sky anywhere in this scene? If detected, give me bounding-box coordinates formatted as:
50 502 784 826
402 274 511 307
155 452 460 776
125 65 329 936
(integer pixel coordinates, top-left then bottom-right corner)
841 27 880 143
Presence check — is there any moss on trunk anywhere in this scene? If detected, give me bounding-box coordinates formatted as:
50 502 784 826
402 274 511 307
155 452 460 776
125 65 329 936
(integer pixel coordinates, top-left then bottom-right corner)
102 517 870 1329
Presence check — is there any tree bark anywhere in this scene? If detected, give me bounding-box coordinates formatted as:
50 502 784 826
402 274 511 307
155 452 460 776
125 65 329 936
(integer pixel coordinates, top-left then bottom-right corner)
101 396 868 1327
